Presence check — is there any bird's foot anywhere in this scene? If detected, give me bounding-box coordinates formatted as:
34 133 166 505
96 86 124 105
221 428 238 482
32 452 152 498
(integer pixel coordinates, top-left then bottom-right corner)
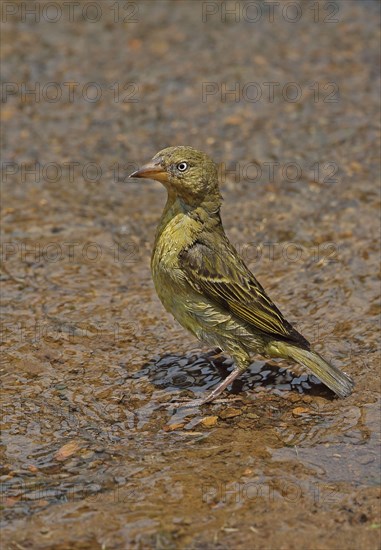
167 394 243 409
159 367 245 409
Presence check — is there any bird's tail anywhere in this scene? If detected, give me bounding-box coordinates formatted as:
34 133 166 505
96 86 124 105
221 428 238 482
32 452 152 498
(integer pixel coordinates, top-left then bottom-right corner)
274 343 354 398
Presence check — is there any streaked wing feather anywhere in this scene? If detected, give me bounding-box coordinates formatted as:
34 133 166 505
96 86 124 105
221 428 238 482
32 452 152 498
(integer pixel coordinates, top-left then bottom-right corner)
180 237 309 346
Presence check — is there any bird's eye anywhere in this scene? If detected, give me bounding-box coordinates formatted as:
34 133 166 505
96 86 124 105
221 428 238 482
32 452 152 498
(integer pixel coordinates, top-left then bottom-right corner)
176 162 188 172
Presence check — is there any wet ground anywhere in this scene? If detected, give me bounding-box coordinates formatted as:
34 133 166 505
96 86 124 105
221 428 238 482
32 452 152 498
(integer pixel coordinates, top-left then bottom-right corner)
1 1 380 548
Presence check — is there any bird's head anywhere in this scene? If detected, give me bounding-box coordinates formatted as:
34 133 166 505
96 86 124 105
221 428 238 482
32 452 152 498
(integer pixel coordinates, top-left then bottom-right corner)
130 146 221 210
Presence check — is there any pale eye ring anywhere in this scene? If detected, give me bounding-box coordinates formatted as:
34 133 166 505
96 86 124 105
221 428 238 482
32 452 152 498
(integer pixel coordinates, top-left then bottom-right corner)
176 162 188 172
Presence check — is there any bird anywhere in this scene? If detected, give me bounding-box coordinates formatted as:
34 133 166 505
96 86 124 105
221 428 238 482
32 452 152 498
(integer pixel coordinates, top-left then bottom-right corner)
129 146 354 405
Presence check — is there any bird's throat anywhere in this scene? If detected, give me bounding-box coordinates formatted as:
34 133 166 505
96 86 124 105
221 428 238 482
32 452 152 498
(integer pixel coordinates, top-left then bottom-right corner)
154 192 221 251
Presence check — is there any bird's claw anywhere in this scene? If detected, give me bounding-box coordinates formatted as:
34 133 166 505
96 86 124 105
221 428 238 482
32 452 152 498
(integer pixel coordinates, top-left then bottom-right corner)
167 394 243 408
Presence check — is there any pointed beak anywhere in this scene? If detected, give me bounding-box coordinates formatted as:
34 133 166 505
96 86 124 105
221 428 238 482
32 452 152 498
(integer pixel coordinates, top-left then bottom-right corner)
129 158 168 182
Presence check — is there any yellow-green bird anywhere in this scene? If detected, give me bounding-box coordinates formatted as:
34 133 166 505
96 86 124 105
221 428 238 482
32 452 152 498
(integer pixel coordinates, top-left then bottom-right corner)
130 146 354 404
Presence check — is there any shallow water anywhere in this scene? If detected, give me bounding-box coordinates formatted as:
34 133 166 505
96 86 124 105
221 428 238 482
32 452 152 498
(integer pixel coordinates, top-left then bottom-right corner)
1 1 380 549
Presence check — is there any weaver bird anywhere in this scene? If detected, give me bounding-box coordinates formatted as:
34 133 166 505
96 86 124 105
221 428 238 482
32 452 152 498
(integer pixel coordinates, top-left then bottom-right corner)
130 146 354 404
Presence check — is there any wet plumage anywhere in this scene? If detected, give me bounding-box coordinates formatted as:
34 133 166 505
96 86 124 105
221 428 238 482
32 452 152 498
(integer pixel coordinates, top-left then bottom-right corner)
130 146 354 403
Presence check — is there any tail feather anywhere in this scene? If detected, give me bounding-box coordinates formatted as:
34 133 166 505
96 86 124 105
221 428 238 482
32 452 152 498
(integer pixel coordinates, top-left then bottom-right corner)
275 344 354 398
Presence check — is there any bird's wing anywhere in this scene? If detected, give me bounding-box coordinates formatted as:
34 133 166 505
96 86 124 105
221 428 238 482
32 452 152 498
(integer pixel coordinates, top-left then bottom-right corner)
179 236 309 347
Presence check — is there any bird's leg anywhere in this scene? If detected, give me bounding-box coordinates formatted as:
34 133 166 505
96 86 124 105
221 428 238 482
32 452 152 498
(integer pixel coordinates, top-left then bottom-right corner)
200 366 243 404
172 366 244 408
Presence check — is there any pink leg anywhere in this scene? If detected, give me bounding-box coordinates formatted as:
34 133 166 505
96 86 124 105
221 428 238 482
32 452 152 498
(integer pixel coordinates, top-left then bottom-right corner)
173 367 244 408
200 367 243 404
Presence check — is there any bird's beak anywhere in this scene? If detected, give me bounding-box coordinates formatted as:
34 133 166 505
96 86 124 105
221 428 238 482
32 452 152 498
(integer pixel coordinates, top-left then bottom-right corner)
129 159 168 183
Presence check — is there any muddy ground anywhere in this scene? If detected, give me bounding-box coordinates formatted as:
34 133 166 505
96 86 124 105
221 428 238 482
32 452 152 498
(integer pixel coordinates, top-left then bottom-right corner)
1 1 380 549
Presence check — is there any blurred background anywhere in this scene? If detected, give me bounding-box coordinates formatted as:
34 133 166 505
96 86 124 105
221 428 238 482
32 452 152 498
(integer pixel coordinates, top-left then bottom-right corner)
1 1 380 549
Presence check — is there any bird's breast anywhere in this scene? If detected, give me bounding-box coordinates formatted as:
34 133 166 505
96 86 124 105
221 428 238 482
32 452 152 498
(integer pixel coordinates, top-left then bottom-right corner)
151 211 200 315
